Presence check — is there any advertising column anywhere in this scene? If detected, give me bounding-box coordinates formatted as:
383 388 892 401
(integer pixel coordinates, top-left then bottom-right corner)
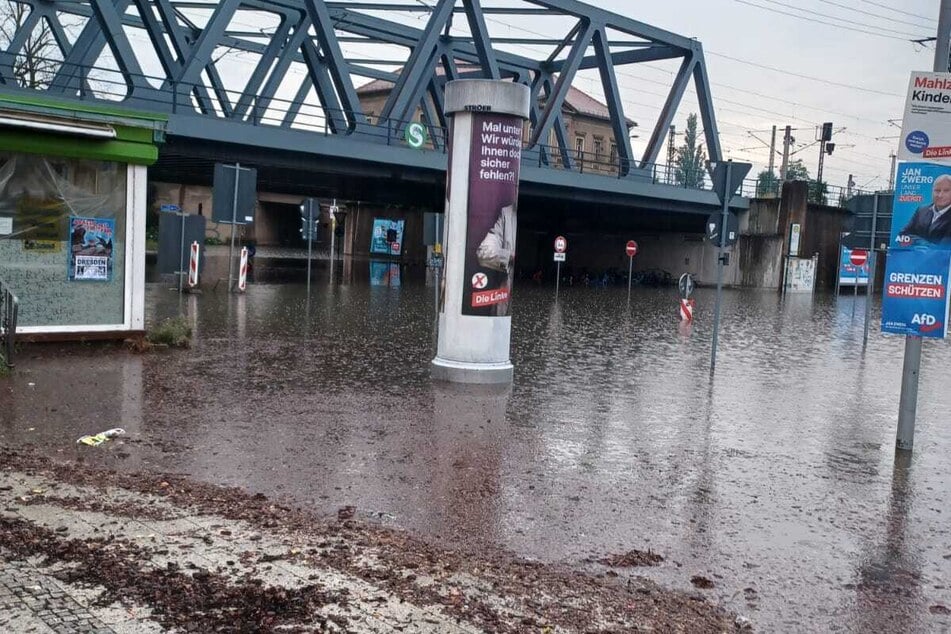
432 80 530 383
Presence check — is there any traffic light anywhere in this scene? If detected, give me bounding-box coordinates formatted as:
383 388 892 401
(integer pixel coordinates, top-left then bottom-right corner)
299 198 319 242
820 122 833 142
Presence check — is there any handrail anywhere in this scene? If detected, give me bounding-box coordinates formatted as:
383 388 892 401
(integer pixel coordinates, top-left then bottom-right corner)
0 278 18 368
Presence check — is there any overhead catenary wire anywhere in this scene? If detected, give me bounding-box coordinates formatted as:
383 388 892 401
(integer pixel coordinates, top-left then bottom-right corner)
732 0 930 41
814 0 939 29
858 0 937 24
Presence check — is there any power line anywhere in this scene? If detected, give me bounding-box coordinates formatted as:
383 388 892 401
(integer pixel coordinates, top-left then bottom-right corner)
732 0 929 41
707 52 904 97
813 0 939 29
859 0 936 23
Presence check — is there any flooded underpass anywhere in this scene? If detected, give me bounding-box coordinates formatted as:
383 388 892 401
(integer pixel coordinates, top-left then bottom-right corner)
3 265 951 632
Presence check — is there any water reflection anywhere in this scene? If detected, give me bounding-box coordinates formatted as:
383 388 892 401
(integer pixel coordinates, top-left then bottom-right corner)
3 267 951 632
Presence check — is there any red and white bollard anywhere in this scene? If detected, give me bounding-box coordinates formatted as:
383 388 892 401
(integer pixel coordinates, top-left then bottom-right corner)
187 241 200 288
679 298 695 322
237 247 249 292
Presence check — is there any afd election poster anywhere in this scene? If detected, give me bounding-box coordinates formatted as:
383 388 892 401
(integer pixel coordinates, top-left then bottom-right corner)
881 249 951 338
67 216 114 282
890 162 951 248
899 72 951 165
370 218 404 255
461 112 523 317
838 246 870 286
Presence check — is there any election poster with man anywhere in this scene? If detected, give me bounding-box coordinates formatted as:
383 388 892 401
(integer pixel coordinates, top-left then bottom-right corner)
882 162 951 337
882 72 951 338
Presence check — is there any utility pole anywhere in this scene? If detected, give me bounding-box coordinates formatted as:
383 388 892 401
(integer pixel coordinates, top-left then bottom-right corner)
888 152 898 191
896 0 951 452
767 125 777 176
780 125 792 181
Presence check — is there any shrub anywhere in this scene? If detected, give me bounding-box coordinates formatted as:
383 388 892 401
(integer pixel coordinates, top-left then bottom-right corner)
146 317 192 348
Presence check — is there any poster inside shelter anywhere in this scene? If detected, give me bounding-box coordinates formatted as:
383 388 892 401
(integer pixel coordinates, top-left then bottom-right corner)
462 113 523 317
68 216 114 282
370 218 405 255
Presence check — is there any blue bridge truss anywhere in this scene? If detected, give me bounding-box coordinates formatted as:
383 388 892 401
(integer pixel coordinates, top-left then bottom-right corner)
0 0 744 212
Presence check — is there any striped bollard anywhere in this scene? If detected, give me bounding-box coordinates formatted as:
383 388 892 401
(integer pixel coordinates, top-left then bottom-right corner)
237 247 249 292
187 241 200 288
679 298 695 322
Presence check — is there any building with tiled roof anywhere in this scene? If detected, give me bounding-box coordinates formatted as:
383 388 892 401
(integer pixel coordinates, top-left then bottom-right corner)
356 73 637 176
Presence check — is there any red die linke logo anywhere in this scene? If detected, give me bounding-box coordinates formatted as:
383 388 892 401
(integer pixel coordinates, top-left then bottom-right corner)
470 272 509 307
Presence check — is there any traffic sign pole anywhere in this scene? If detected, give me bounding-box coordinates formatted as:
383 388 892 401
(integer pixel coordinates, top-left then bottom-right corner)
863 195 880 348
553 236 567 300
849 249 869 318
711 161 732 373
627 255 633 302
625 240 638 303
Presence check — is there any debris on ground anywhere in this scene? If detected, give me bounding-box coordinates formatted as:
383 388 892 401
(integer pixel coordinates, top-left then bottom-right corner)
0 447 745 633
596 548 665 567
76 428 126 446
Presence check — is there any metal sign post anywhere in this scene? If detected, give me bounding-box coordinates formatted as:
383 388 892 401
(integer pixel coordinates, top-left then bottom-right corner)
849 248 869 318
625 240 638 303
227 163 241 292
710 161 731 372
863 194 880 348
896 3 951 452
554 236 567 300
708 159 751 372
329 199 338 282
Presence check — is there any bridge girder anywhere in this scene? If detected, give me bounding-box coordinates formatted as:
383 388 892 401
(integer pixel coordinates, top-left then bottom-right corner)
0 0 723 176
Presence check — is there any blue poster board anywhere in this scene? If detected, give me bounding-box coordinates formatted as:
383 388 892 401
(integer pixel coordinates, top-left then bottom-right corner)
882 161 951 338
838 246 870 286
890 162 951 248
881 248 951 338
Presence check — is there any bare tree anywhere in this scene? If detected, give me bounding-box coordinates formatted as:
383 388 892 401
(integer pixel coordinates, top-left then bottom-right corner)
0 1 63 89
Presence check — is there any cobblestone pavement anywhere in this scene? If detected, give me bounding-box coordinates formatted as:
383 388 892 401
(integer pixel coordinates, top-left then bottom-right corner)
0 470 480 633
0 455 740 633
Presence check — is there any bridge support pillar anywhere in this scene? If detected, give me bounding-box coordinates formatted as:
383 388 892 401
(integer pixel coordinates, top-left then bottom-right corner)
432 80 530 384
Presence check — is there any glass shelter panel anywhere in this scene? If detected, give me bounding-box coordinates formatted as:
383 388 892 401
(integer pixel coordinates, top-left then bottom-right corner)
0 153 127 327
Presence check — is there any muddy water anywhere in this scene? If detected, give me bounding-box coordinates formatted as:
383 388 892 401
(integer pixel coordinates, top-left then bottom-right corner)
3 270 951 632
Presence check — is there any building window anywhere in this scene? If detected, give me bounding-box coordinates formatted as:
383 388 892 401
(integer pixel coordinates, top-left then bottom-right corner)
575 135 584 160
594 138 603 161
610 143 618 165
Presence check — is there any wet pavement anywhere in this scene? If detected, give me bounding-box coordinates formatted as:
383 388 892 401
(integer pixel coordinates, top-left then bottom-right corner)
3 263 951 632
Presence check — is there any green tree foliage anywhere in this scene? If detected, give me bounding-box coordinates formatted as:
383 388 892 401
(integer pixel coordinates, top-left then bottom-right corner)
756 159 827 203
673 113 706 188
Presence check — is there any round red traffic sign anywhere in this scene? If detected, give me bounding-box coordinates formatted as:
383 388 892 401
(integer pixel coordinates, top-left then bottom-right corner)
554 235 568 253
849 249 868 267
625 240 638 257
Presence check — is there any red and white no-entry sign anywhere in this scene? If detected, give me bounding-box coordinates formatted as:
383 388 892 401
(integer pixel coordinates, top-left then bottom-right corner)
554 235 568 253
849 249 868 267
625 240 638 257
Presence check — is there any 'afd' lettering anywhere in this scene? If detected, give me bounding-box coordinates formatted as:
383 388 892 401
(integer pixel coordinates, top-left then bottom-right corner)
911 313 937 326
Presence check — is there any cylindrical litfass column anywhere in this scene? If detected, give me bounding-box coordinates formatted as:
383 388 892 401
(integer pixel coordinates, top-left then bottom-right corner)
432 80 530 383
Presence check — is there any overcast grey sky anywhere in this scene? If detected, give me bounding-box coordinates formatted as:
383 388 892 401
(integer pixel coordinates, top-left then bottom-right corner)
617 0 939 191
463 0 939 192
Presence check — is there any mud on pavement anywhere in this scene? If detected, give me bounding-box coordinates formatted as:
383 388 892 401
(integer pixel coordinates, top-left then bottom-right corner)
0 447 745 633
